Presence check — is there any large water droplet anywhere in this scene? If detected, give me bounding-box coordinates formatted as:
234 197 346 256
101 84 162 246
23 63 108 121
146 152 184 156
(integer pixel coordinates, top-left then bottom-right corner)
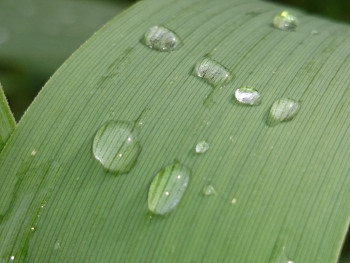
196 140 209 154
203 185 216 196
193 57 232 87
142 26 182 52
267 98 300 126
148 162 190 215
273 11 298 31
234 87 261 105
92 121 141 174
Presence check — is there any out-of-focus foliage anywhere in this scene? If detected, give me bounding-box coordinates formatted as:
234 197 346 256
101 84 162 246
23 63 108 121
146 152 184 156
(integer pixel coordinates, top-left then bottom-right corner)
0 0 130 119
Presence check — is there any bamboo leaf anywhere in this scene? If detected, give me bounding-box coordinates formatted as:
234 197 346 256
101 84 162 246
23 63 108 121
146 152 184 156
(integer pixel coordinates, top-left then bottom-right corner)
0 82 15 151
1 0 350 262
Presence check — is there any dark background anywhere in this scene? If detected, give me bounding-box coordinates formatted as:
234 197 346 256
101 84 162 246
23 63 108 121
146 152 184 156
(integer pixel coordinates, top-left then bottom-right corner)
0 0 349 260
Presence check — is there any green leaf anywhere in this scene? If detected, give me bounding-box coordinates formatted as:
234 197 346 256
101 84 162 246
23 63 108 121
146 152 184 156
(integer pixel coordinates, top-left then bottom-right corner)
0 82 15 151
1 0 350 262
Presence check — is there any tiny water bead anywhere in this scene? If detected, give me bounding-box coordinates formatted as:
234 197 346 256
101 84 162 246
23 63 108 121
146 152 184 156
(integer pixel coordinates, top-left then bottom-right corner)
234 87 261 106
195 141 209 154
203 185 216 196
270 244 294 263
267 98 300 126
148 162 190 215
142 26 182 52
92 121 141 174
193 57 232 87
273 11 298 31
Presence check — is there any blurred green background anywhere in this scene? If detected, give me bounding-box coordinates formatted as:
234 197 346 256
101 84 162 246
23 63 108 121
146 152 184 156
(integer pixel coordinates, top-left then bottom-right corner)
0 0 349 260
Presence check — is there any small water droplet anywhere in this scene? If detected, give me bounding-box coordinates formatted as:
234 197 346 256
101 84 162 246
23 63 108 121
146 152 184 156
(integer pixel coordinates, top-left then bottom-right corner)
194 57 232 87
267 98 300 126
203 185 216 196
10 256 15 261
148 162 190 215
31 150 37 156
270 243 293 263
30 226 35 231
311 29 320 35
92 121 141 174
142 26 182 52
54 240 61 250
231 198 237 204
234 87 261 105
273 11 298 31
195 141 209 154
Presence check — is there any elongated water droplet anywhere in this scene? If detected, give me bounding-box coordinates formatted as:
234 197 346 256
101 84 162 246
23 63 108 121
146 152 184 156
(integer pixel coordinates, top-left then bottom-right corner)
142 26 182 52
267 98 300 126
196 141 209 154
194 57 232 87
93 121 141 174
273 11 298 31
203 185 216 196
148 162 190 215
234 87 261 105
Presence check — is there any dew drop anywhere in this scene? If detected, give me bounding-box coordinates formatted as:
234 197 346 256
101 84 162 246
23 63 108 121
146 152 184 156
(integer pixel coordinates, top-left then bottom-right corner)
31 149 37 156
148 162 190 215
203 185 216 196
270 244 293 263
10 256 15 261
193 57 232 87
234 87 261 105
273 11 298 31
311 29 320 35
195 141 209 154
231 198 237 204
92 121 141 174
267 98 300 126
54 240 61 251
142 26 182 52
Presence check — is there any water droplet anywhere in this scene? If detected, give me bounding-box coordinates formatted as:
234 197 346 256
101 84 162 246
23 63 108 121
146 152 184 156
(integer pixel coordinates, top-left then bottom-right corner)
273 11 298 31
54 240 61 250
195 141 209 154
311 29 320 35
270 243 293 263
203 185 216 196
142 26 182 52
231 198 237 204
92 121 141 174
234 87 261 105
267 98 300 126
148 162 190 215
30 150 37 156
10 256 15 261
30 226 35 231
193 57 232 87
